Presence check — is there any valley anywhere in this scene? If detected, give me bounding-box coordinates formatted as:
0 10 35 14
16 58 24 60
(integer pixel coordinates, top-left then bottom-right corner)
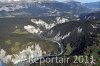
0 0 100 66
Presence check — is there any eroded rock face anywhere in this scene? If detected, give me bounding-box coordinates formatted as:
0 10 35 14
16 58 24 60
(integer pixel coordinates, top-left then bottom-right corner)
0 44 46 65
24 18 70 34
24 25 42 34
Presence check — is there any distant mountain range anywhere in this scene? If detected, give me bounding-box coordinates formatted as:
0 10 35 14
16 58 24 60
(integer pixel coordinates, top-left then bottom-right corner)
0 1 90 17
0 1 100 17
84 1 100 10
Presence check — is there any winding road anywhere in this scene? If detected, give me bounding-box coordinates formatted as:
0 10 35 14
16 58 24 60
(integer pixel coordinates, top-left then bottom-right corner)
16 34 65 66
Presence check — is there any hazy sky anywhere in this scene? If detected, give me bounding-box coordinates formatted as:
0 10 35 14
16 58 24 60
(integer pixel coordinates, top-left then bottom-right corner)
0 0 100 3
57 0 100 3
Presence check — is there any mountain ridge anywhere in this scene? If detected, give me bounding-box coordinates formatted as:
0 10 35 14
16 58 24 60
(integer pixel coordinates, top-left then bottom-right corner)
0 1 90 17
